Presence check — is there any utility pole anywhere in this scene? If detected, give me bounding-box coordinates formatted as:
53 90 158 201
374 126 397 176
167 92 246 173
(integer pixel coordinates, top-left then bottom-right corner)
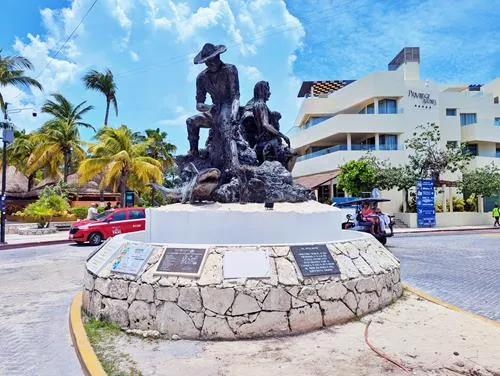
1 103 10 244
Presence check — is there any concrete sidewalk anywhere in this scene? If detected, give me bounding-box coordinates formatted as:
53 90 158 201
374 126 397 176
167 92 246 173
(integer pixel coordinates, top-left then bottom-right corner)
394 224 499 234
3 231 70 246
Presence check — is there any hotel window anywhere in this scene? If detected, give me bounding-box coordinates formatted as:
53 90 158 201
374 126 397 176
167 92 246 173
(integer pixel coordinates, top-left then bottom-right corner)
459 113 477 126
463 144 478 156
494 96 499 104
446 108 457 116
494 118 500 126
358 103 374 114
378 99 397 114
496 147 500 158
379 135 398 150
304 115 332 129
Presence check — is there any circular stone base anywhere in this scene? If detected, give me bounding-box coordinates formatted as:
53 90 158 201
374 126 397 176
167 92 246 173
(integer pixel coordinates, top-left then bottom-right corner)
82 234 401 339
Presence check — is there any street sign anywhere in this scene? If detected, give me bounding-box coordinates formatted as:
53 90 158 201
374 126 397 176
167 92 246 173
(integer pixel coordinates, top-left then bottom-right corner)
125 190 134 207
416 178 435 227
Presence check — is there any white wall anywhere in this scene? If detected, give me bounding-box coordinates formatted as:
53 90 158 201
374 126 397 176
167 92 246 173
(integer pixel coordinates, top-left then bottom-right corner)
395 212 493 228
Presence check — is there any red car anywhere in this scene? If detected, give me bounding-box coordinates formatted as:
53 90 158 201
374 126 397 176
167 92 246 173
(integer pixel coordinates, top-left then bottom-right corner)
69 207 146 245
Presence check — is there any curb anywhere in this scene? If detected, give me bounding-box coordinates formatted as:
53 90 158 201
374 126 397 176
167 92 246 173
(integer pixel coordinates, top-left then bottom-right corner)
69 292 106 376
403 284 499 327
0 239 72 250
395 227 499 235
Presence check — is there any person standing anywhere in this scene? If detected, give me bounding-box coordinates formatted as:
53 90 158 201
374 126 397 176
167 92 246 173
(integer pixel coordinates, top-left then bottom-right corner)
86 203 98 220
493 204 500 227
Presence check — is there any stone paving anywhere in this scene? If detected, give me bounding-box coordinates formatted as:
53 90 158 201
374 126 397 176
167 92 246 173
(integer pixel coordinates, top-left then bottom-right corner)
0 243 94 376
389 232 500 321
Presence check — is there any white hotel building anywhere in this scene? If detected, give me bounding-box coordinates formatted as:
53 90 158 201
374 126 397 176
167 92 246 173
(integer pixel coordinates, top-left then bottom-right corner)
290 47 500 212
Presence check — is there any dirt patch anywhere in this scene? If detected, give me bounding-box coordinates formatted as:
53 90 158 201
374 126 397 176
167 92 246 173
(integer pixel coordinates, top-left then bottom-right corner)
91 292 500 376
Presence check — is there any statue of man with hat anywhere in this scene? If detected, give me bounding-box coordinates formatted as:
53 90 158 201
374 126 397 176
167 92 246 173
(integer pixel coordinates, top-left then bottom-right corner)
186 43 240 157
186 43 248 202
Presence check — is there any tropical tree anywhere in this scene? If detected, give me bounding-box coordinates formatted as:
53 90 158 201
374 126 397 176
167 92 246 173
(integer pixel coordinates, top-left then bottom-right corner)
41 93 95 130
28 120 86 182
459 164 500 211
0 50 42 115
82 69 118 126
7 129 38 190
144 128 177 168
143 128 177 206
78 125 163 204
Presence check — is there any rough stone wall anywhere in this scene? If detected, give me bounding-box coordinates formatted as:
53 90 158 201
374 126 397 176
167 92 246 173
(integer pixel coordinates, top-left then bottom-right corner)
82 238 402 340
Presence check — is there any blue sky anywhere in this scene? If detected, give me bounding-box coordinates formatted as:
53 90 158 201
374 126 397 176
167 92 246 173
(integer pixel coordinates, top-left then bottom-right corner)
1 0 499 153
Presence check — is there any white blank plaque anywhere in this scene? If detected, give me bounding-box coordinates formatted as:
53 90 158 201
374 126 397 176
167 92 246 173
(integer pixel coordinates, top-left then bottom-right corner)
223 250 269 279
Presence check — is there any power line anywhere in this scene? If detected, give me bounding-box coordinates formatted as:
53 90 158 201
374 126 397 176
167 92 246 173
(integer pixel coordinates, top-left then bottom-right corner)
13 0 99 100
114 2 344 79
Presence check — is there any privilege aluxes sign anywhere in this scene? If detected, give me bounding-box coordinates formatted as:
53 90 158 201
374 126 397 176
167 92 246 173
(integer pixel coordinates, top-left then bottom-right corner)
408 89 437 105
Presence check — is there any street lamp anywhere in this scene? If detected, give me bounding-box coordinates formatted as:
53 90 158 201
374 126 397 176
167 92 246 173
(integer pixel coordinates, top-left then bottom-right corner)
1 103 38 244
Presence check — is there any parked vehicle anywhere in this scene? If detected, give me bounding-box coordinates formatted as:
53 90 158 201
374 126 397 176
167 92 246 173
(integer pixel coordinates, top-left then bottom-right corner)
335 198 395 245
69 207 146 245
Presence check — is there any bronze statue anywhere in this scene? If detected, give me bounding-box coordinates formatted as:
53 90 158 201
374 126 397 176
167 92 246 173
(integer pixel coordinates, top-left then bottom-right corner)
173 43 312 204
186 43 248 202
242 81 298 172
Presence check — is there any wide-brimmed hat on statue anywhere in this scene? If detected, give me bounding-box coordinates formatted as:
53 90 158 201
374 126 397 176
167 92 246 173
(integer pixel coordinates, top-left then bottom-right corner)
193 43 227 64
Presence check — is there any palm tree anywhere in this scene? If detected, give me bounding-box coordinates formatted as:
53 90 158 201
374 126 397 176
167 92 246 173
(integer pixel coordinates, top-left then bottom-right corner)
41 93 95 130
7 130 38 190
82 69 118 126
143 128 176 206
144 128 177 169
0 50 42 116
78 125 163 205
28 120 86 182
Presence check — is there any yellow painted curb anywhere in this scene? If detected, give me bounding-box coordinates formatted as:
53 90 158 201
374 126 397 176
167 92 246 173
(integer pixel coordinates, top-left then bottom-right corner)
69 292 107 376
403 284 499 327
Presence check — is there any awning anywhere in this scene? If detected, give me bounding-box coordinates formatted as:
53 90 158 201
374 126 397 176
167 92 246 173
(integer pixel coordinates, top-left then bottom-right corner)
293 170 339 189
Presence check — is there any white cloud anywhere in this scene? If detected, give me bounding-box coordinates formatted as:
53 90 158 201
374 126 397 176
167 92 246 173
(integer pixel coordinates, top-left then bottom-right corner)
240 65 262 81
156 112 193 127
130 50 140 61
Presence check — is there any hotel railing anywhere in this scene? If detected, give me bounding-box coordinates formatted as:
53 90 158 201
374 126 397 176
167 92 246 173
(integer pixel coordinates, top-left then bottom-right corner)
297 144 402 161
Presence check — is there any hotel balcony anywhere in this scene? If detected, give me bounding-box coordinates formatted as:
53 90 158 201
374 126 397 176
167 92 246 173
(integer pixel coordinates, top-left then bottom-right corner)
467 156 500 169
461 121 500 143
290 113 405 150
293 147 406 177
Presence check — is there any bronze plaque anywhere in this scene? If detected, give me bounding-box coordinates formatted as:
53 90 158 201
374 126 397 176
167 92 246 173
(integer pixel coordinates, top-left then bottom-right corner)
291 244 340 277
154 247 207 277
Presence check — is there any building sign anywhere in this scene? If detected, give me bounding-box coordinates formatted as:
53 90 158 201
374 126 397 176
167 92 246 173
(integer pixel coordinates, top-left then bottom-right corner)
408 90 437 106
416 178 436 227
125 190 135 207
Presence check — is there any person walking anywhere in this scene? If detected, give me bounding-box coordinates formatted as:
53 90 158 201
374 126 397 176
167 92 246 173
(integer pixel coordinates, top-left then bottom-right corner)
86 203 99 220
493 204 500 227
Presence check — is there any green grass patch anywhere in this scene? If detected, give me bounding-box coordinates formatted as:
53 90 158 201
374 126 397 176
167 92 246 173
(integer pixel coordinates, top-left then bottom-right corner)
83 317 143 376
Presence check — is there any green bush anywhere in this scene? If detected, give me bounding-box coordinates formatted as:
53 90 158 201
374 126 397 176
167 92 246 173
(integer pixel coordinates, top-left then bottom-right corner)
71 206 89 219
16 192 70 228
451 197 465 212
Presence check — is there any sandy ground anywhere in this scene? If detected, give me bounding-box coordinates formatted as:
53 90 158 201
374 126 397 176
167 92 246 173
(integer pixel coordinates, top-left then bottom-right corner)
98 292 500 376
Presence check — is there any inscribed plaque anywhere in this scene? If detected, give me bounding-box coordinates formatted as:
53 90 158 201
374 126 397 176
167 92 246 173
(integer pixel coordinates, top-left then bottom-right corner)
291 244 340 277
154 247 207 277
87 238 121 275
223 250 269 279
111 242 153 276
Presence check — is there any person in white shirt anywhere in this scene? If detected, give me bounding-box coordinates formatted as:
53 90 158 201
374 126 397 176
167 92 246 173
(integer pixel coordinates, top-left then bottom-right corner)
87 203 99 220
374 207 390 234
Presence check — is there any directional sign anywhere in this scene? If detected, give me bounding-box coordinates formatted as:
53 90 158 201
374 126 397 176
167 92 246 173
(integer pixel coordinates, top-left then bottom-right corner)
416 178 435 227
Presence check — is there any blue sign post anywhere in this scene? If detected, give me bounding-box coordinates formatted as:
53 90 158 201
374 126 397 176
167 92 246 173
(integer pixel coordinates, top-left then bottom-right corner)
416 178 436 227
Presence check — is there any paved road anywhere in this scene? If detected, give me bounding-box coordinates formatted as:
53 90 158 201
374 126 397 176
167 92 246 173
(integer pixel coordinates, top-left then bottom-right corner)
389 232 500 321
0 243 96 376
